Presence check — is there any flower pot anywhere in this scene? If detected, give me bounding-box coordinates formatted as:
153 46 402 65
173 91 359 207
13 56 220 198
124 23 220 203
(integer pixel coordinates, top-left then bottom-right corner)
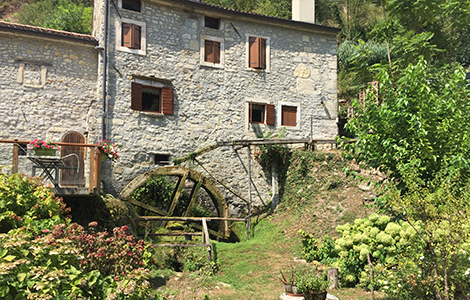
34 149 57 156
101 155 108 162
284 284 293 293
286 285 303 297
291 285 299 295
303 291 327 300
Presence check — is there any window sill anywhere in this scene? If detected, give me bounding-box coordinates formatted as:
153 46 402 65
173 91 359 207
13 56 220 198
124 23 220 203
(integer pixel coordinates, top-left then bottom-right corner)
200 61 224 69
141 111 165 118
117 45 146 56
246 68 269 73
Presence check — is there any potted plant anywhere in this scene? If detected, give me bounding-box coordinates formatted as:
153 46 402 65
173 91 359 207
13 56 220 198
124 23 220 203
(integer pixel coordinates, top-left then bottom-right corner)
279 267 302 296
97 139 119 162
29 139 61 156
295 266 330 300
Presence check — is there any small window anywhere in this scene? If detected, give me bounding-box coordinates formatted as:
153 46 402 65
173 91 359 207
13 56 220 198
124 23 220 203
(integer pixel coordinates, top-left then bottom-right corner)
131 82 173 115
122 0 141 12
205 16 220 29
122 23 141 49
204 40 221 64
248 36 267 70
249 103 275 125
281 105 297 127
200 36 224 68
17 143 27 156
155 154 171 165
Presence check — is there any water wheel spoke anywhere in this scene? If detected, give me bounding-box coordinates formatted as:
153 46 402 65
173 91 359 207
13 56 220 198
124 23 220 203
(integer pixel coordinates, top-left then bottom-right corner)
167 170 189 217
184 179 202 217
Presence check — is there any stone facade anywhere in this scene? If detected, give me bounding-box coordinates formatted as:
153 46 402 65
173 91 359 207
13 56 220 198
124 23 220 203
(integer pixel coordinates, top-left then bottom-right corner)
0 22 100 175
94 0 339 215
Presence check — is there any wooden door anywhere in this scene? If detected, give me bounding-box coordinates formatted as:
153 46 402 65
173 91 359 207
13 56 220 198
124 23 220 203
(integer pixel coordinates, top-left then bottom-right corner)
60 131 85 187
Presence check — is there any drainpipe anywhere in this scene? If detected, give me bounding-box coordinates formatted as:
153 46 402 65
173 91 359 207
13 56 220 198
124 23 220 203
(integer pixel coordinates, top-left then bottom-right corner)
101 0 109 141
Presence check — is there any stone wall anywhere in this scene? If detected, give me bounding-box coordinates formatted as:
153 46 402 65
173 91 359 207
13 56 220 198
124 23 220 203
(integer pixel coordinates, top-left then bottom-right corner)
0 28 100 176
95 0 339 215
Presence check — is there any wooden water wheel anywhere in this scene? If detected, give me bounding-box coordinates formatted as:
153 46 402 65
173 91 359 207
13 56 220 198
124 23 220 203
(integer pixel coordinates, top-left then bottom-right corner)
120 166 230 238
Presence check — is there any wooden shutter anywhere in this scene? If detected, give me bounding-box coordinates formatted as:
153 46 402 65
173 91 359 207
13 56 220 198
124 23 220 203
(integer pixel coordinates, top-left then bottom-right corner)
205 40 214 62
259 38 266 69
266 104 275 125
282 106 297 126
131 82 143 110
122 23 132 47
214 42 221 64
249 37 260 68
132 25 141 49
162 87 173 115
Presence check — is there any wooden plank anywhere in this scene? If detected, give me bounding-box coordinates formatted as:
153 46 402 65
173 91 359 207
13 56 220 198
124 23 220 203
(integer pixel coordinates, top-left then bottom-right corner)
0 139 101 148
12 144 18 174
127 198 168 216
153 244 211 247
141 232 203 237
89 147 95 194
135 216 245 222
184 179 202 217
96 147 102 194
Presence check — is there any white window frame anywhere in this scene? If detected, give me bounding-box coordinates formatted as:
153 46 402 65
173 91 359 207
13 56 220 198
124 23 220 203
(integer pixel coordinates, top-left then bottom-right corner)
245 33 270 72
200 35 225 69
118 0 145 13
201 15 223 31
116 18 146 56
245 98 271 130
278 102 301 130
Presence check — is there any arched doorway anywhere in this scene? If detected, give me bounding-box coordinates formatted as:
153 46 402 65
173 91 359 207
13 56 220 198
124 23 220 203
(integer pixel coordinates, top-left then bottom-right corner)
60 131 85 187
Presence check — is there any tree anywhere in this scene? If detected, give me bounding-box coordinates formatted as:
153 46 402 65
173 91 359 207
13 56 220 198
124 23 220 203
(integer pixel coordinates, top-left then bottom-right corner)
344 58 470 190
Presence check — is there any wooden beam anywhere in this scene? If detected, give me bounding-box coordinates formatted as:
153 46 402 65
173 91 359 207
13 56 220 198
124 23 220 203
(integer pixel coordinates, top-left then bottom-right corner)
140 232 202 236
89 147 95 194
153 244 211 247
135 216 246 222
12 144 18 174
184 179 202 217
167 170 189 216
127 198 168 216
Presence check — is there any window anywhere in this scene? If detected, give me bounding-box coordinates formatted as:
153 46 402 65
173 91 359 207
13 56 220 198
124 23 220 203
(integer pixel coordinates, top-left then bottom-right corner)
205 16 220 30
121 0 141 12
200 36 224 68
281 105 298 127
204 40 220 64
154 154 171 165
116 18 146 55
131 82 173 115
122 23 141 49
249 103 275 125
248 36 267 70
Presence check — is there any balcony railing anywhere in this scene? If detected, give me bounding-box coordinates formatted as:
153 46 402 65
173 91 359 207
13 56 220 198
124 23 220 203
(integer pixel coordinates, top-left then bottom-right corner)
0 139 103 195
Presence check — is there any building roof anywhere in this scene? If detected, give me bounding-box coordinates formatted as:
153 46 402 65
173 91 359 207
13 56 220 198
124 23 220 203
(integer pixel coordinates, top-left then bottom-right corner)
153 0 340 36
0 21 98 46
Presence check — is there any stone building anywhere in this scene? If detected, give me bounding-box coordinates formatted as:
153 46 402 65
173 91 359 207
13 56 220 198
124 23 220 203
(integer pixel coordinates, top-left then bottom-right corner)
0 22 100 182
0 0 339 216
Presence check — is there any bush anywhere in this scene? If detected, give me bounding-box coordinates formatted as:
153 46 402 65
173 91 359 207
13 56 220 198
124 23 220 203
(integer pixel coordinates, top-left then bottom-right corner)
0 173 69 234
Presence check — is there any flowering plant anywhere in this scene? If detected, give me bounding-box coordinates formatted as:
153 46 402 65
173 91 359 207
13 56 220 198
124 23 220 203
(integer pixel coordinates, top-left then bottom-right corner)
28 139 61 150
98 139 119 161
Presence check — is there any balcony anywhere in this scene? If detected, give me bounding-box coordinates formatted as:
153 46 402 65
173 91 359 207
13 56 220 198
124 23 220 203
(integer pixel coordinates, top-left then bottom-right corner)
0 139 103 196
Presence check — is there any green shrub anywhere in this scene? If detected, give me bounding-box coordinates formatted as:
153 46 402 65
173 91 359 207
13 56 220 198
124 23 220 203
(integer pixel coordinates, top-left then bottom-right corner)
0 173 69 234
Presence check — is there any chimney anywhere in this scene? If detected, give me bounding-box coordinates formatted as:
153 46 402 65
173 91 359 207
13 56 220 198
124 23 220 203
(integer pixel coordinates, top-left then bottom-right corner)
292 0 315 24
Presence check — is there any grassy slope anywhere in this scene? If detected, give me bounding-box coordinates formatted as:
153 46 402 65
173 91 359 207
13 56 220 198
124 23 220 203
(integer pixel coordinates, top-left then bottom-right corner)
161 150 386 300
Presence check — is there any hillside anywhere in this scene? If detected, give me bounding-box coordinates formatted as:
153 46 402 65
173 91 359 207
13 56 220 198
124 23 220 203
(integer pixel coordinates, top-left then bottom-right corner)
154 149 384 300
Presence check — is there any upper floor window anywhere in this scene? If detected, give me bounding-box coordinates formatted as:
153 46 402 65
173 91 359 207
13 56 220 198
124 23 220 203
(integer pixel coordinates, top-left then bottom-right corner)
247 35 270 71
116 18 146 55
204 16 220 30
131 82 173 115
281 105 298 127
121 0 141 12
200 35 224 68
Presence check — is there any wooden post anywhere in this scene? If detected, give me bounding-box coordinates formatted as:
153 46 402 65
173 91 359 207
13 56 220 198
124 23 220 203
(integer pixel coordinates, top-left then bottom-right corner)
96 147 102 194
202 218 211 261
327 268 339 289
89 147 95 194
12 144 19 174
246 145 251 241
367 252 375 300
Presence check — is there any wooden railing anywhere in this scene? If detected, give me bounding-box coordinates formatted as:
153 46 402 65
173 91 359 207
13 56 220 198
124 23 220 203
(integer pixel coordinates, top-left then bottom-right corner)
0 139 103 195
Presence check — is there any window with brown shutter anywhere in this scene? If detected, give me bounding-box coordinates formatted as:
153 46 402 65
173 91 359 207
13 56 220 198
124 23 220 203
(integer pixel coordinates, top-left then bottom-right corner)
204 40 221 64
281 105 297 126
249 103 274 125
131 83 174 115
249 37 267 69
122 23 141 49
